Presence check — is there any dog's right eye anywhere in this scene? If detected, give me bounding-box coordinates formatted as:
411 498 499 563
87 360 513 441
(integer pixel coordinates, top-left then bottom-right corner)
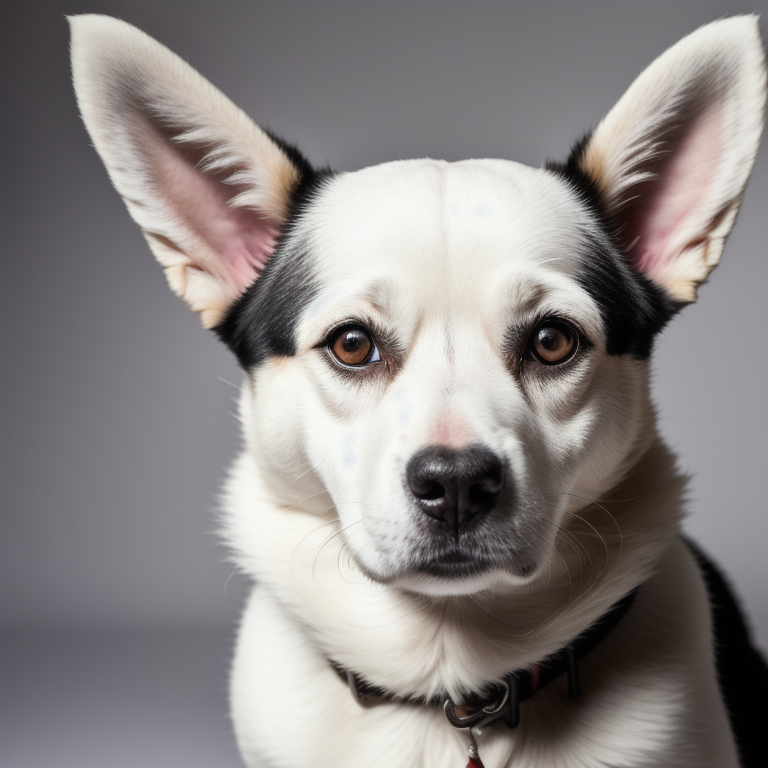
328 325 381 367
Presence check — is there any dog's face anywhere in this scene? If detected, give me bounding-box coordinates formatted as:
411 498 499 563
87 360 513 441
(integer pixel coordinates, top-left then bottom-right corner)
71 15 766 600
238 159 660 593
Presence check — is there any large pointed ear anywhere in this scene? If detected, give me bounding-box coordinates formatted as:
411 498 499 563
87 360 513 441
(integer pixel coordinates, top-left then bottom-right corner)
571 16 766 303
70 14 306 328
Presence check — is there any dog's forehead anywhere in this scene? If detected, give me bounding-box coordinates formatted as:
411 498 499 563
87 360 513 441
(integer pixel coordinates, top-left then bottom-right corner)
306 158 592 272
295 158 603 334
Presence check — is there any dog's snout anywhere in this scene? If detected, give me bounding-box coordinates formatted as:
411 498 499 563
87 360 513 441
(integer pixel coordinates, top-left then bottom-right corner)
406 445 504 532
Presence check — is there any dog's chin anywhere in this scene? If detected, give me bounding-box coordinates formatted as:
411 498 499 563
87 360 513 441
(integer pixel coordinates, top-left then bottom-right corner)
393 569 527 597
389 558 539 597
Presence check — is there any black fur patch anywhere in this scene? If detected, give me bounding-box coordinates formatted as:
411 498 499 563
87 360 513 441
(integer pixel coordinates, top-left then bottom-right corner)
214 142 334 370
547 137 681 359
577 239 676 358
688 541 768 768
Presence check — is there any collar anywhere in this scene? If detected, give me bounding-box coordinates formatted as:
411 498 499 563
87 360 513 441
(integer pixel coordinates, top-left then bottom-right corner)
333 588 638 731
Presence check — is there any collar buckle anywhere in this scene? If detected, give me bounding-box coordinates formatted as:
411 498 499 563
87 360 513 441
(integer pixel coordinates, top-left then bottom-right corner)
443 677 513 730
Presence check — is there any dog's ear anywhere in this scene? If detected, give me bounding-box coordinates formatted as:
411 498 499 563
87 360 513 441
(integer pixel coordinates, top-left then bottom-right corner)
70 15 306 328
571 16 766 303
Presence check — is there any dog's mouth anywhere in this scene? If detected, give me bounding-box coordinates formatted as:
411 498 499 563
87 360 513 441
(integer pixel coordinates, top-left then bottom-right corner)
413 550 497 579
362 536 542 595
388 548 540 596
343 469 545 592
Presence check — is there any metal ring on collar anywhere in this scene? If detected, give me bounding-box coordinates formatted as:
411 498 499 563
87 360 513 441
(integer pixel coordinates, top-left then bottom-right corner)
443 681 510 729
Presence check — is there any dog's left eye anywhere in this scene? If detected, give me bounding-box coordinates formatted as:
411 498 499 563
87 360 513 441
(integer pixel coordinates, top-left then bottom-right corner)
328 325 381 367
529 320 578 365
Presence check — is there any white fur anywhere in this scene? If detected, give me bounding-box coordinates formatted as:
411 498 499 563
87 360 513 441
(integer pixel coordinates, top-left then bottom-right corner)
70 14 766 767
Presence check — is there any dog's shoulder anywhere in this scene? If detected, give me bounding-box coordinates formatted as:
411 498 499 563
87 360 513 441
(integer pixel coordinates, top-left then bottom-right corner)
688 542 768 768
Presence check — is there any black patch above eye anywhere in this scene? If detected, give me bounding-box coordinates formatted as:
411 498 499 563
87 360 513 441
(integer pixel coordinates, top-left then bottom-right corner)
546 145 680 359
213 152 335 370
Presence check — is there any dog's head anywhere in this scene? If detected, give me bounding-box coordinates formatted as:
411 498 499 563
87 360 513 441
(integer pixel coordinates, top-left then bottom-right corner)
71 16 766 598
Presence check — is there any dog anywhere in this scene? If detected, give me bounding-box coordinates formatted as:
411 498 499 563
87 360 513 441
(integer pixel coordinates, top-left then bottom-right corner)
71 15 767 768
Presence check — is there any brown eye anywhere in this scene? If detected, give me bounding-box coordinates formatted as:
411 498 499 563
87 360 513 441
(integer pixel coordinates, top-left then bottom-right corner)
530 320 577 365
330 326 380 367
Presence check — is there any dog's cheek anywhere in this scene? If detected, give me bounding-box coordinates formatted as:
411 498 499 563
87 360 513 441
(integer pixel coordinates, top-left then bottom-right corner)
308 402 412 518
299 384 428 577
243 359 326 506
517 356 647 506
567 358 655 501
514 365 598 489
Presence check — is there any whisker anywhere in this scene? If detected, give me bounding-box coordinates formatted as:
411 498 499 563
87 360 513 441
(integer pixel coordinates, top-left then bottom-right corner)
283 489 331 512
289 500 364 578
537 257 568 265
534 528 573 602
343 603 424 631
223 568 239 595
544 492 623 562
290 516 341 574
539 500 604 580
312 516 364 586
288 464 318 486
216 376 242 391
336 524 371 588
526 506 553 599
561 508 609 580
460 590 529 631
284 491 362 515
540 532 554 599
544 492 640 504
464 589 501 626
540 517 591 584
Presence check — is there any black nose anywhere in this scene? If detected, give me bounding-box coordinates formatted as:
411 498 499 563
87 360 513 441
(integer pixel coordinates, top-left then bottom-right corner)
406 445 504 533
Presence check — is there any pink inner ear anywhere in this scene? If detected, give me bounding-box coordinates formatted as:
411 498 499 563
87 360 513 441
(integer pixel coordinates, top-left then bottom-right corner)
146 120 281 295
213 205 279 288
623 107 724 283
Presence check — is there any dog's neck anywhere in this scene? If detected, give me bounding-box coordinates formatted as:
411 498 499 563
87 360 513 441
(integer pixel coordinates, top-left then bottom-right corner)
222 433 686 701
334 586 638 719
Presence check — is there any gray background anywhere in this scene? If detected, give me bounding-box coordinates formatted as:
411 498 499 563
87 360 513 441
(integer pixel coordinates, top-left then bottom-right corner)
2 1 766 766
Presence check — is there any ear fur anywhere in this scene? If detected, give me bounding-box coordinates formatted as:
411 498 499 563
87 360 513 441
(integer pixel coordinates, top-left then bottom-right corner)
574 16 766 303
70 14 305 328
